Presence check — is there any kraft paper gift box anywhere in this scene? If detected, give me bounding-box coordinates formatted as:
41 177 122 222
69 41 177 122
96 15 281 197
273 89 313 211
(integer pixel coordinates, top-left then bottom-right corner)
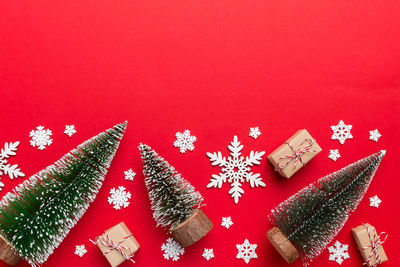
267 129 322 178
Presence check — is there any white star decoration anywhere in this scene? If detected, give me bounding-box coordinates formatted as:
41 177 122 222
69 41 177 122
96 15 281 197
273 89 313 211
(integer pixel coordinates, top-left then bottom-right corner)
249 127 261 139
202 248 215 261
369 195 382 208
64 125 77 137
369 129 382 142
331 120 353 145
328 149 341 162
74 245 87 257
124 169 136 181
221 216 233 229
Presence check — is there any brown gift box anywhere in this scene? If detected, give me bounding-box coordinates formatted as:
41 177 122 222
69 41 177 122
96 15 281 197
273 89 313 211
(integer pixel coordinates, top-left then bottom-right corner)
95 222 140 267
351 223 388 266
267 129 322 178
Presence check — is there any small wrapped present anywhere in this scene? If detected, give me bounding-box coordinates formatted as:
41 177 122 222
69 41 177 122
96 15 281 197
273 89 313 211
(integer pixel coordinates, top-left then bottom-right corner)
351 223 388 267
91 222 140 267
267 129 322 178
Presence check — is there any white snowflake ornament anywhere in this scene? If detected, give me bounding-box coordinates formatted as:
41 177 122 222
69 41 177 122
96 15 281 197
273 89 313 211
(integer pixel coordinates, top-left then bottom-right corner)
0 142 25 180
74 245 87 257
369 195 382 208
124 169 136 181
108 186 131 210
236 239 257 264
30 126 53 150
207 135 265 204
161 238 184 261
328 149 341 162
328 241 350 265
202 248 214 261
221 216 233 229
174 130 196 153
331 120 353 145
369 129 382 142
64 125 77 137
249 127 261 139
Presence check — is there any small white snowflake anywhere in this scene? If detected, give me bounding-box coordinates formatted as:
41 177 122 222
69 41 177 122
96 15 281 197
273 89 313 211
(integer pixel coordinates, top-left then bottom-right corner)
236 239 257 264
108 186 131 210
161 238 184 261
174 130 196 153
369 129 381 142
124 169 136 181
202 248 214 261
331 120 353 145
0 142 25 181
328 149 341 162
221 217 233 229
249 127 261 139
207 135 265 204
30 126 53 150
64 125 77 137
328 241 350 265
74 245 87 257
369 195 382 208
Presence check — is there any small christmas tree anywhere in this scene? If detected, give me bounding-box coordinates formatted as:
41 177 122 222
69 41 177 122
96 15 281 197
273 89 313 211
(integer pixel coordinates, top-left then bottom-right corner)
0 122 127 266
139 144 212 247
267 150 386 265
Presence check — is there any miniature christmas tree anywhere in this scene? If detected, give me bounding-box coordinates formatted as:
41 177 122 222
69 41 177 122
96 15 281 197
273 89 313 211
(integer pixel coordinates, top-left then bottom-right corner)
139 144 213 247
0 122 127 266
266 150 386 265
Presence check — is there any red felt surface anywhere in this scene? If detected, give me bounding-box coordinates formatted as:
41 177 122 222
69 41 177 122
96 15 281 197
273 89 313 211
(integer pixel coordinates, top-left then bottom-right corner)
1 0 399 266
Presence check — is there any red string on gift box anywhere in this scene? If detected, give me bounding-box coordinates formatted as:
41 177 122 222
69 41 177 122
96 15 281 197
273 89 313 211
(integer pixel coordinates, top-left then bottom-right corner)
362 223 388 267
90 234 136 263
277 138 318 170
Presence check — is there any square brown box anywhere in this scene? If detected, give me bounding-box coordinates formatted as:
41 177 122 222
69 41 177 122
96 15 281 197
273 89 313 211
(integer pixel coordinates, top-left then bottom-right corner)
267 129 322 178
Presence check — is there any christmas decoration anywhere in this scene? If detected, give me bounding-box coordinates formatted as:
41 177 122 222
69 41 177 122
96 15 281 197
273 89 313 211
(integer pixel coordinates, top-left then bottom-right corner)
90 222 140 267
331 120 353 145
173 130 196 153
29 126 53 150
207 135 265 204
161 238 184 261
221 217 233 229
74 245 87 257
328 241 350 265
139 144 213 247
369 195 382 208
0 122 127 266
249 127 261 139
236 239 258 264
328 149 341 162
369 129 382 142
202 248 214 261
124 169 136 181
267 129 322 179
266 150 386 265
0 142 25 180
108 186 131 210
64 125 77 137
351 223 388 266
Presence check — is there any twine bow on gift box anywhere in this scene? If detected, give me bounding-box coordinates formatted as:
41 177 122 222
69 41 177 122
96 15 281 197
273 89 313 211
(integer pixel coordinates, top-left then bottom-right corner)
362 223 388 267
277 138 318 170
90 234 136 263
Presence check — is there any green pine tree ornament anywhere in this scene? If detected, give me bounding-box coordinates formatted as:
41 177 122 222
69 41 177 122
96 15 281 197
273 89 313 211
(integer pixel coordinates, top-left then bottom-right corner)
266 150 386 265
139 144 213 247
0 122 127 266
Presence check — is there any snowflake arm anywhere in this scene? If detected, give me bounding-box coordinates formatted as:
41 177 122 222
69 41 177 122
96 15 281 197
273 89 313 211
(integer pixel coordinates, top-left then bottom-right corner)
0 142 25 179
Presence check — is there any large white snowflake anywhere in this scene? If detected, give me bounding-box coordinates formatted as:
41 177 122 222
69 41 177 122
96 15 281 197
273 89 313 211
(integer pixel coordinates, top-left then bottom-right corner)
207 135 265 204
124 169 136 181
64 125 77 137
202 248 214 261
0 142 25 181
161 238 184 261
108 186 131 210
174 130 196 153
249 127 261 139
74 245 87 257
369 195 382 208
331 120 352 145
328 149 341 162
236 239 257 264
369 129 382 142
328 241 350 265
221 216 233 229
29 126 53 150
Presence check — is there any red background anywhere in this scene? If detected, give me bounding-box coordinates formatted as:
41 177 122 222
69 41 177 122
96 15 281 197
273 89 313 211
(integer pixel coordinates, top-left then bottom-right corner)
1 0 399 266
